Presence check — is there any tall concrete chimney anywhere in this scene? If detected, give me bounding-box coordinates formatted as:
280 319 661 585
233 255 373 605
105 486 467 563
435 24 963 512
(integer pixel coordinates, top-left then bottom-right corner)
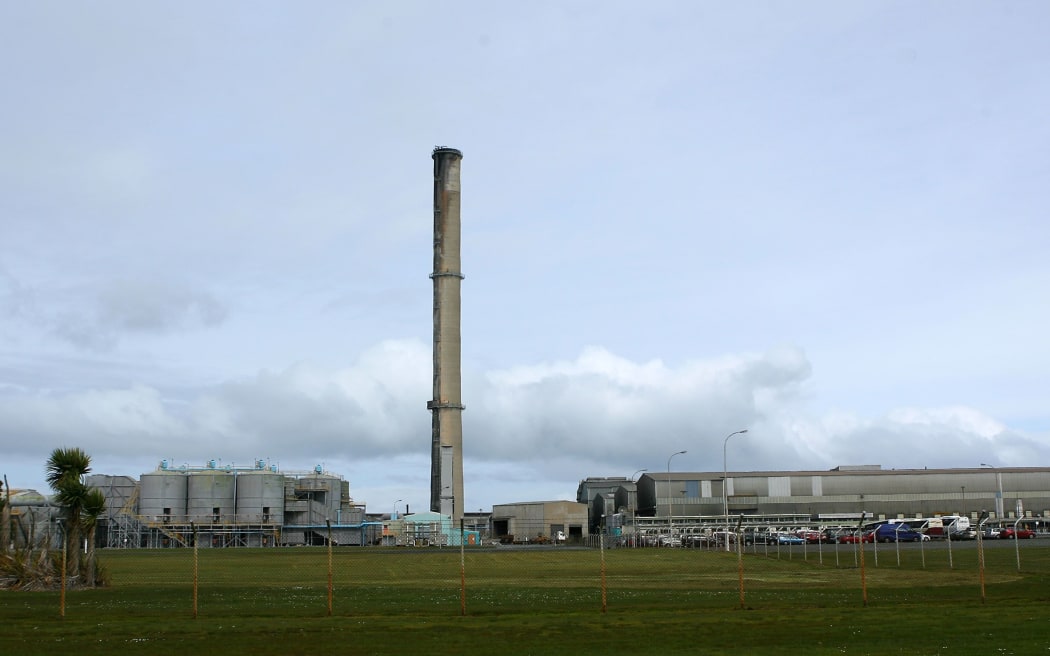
428 147 464 521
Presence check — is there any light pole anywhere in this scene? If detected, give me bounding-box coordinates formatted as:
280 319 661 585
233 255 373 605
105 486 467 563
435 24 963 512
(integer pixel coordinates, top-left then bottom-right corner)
630 469 648 481
723 429 748 552
980 464 1004 519
393 499 403 520
667 451 686 546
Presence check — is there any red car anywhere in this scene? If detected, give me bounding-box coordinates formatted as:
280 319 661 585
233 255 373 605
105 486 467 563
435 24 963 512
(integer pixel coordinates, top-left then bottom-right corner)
797 530 827 544
1000 527 1036 539
836 533 862 544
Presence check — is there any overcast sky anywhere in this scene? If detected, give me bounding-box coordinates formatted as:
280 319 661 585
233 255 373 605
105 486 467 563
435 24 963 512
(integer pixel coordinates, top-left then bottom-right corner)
2 2 1048 513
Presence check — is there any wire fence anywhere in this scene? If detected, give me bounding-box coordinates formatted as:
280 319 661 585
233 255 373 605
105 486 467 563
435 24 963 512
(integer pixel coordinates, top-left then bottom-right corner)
5 520 1046 620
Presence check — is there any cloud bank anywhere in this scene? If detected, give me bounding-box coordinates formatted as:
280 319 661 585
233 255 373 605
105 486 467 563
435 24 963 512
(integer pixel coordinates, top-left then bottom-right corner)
2 340 1041 509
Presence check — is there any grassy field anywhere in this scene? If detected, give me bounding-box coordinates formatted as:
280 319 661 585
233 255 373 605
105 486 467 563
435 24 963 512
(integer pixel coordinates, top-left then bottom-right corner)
1 541 1048 655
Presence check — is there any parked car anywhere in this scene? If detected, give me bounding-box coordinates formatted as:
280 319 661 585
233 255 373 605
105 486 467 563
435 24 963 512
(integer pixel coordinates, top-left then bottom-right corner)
744 532 778 545
982 527 1001 539
874 524 930 543
684 534 714 548
776 533 804 545
1000 527 1036 539
836 533 863 544
796 530 828 544
712 530 739 546
951 528 977 540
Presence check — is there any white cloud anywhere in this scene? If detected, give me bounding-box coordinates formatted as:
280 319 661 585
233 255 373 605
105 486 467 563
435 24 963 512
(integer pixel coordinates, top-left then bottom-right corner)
5 341 1045 508
472 346 811 465
887 406 1006 439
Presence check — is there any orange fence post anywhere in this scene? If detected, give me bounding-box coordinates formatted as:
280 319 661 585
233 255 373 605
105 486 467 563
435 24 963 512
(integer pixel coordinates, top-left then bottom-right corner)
326 519 333 617
460 519 467 617
192 522 199 619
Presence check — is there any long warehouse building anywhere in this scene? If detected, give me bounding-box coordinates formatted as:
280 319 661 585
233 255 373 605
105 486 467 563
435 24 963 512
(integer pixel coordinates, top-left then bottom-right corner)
579 465 1050 532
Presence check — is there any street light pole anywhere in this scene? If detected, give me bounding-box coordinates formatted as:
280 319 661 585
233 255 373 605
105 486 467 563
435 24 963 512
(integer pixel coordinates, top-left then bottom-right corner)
666 451 686 546
723 429 748 552
980 464 1004 519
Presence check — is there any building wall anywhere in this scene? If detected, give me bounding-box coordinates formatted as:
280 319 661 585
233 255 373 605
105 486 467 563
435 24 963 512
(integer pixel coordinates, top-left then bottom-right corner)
576 477 632 504
492 500 589 542
636 467 1050 526
578 478 640 530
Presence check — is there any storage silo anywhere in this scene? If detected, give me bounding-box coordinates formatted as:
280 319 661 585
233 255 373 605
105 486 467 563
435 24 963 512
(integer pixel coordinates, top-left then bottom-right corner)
187 471 236 523
139 471 188 523
292 471 345 521
85 474 139 520
236 470 286 524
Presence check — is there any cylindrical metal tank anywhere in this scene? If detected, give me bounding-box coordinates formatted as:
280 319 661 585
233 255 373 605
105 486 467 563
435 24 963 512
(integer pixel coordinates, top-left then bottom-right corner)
85 474 139 519
235 471 285 524
139 472 188 522
187 471 236 523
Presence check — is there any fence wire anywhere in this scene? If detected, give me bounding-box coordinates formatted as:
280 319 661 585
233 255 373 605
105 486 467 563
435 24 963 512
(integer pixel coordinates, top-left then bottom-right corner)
3 525 1043 620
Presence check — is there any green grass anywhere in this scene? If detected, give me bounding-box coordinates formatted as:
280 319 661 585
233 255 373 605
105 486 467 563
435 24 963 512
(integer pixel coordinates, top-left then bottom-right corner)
2 542 1048 655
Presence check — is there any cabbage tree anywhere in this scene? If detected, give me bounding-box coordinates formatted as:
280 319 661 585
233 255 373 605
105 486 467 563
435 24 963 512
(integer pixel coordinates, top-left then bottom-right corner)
45 447 93 580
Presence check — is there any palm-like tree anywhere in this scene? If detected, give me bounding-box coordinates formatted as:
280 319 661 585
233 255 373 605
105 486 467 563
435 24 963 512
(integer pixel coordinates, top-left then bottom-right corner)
45 447 91 490
81 489 106 587
46 447 92 579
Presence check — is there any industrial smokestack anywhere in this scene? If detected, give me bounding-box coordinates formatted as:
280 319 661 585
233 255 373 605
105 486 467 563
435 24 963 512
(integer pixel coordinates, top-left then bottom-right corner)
428 147 464 521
